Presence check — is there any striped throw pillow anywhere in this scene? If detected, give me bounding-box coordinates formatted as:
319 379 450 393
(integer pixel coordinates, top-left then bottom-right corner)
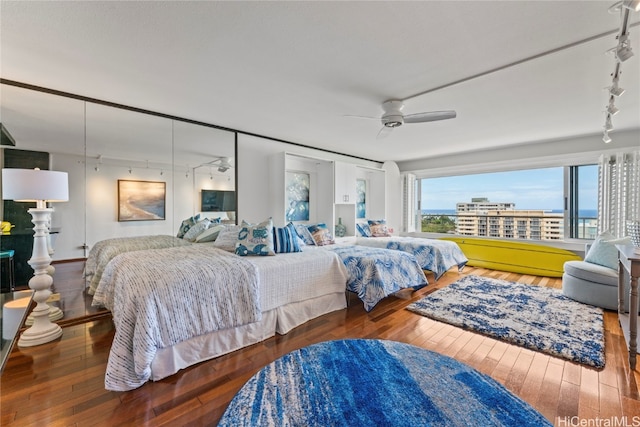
273 222 301 253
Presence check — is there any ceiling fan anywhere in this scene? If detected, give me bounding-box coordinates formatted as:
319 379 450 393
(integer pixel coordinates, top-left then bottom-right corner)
202 157 233 173
351 100 457 139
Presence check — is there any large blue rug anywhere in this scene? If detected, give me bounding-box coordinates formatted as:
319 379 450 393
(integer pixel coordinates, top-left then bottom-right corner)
218 339 551 426
407 275 605 368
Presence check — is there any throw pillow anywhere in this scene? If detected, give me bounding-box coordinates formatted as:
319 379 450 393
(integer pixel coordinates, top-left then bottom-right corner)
177 214 201 238
236 218 276 256
356 223 372 237
273 222 301 253
182 219 212 242
307 223 335 246
212 225 242 252
196 223 226 243
584 231 631 270
368 219 390 237
294 224 316 246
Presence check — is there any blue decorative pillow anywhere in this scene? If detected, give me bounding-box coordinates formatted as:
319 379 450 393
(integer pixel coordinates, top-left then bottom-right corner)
236 218 276 256
177 214 201 238
368 219 390 237
307 223 335 246
273 223 301 253
356 223 372 237
294 224 316 246
584 232 631 269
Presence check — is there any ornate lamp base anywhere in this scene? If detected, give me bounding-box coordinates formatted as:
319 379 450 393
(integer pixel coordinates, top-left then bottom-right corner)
17 208 63 347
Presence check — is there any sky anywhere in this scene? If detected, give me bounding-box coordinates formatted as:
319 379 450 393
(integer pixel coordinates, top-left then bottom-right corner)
421 166 599 211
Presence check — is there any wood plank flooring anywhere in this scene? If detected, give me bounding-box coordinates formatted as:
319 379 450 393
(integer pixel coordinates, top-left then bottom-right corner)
1 263 638 426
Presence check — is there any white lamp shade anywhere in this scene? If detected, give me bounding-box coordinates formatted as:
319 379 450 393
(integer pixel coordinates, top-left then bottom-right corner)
2 168 69 202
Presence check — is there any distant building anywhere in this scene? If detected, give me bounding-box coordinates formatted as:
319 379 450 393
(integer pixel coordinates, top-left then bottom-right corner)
456 197 515 213
455 199 563 240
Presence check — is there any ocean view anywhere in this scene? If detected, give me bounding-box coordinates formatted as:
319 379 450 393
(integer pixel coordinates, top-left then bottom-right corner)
422 209 598 218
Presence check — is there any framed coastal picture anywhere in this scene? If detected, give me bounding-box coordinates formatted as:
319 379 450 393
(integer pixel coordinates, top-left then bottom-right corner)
285 171 310 221
117 179 166 221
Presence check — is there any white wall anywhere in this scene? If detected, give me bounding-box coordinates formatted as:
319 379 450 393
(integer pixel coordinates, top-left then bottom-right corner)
397 129 640 177
50 153 86 260
237 134 380 225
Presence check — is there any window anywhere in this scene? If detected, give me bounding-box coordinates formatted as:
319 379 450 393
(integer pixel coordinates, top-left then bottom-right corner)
417 165 597 241
567 164 598 239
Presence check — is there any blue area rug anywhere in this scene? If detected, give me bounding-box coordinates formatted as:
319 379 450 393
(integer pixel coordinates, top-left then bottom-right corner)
218 339 551 426
407 275 605 368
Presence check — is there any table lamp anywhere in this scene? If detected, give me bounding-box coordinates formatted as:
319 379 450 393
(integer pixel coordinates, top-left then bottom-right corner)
1 168 69 347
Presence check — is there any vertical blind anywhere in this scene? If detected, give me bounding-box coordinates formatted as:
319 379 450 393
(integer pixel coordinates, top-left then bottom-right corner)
598 150 640 238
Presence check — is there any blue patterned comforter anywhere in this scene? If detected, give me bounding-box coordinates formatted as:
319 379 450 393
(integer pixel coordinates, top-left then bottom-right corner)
356 236 468 280
326 245 427 312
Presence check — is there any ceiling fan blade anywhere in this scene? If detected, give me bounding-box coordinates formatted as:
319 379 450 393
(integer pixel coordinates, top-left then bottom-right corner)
376 126 393 139
343 114 379 120
403 110 456 123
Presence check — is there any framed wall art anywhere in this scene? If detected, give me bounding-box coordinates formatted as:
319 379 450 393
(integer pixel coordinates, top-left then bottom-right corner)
285 171 310 221
117 179 166 221
356 179 366 219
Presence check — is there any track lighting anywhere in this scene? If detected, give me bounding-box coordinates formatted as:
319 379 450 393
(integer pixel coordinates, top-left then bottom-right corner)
608 79 625 96
615 43 634 62
604 115 614 132
606 102 619 116
601 1 638 143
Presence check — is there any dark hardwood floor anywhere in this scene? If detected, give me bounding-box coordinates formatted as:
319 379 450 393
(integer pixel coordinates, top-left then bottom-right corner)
1 261 638 426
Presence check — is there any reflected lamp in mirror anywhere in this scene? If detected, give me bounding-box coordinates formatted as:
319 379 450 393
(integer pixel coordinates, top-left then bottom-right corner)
1 168 68 346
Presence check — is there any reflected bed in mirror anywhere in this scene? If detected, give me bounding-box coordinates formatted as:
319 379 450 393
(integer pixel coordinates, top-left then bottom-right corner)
1 80 238 322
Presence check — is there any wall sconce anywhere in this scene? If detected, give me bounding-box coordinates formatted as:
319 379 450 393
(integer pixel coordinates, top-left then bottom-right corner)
1 168 69 347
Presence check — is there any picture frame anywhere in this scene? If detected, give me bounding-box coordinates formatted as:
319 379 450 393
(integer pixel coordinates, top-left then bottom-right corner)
356 179 366 219
117 179 166 221
285 171 310 222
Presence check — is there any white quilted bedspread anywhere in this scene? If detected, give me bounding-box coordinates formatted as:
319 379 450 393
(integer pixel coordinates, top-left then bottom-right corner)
85 235 192 295
92 245 260 391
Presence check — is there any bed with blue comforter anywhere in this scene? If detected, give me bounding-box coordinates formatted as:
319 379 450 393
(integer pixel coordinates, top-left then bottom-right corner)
356 236 468 280
325 245 428 312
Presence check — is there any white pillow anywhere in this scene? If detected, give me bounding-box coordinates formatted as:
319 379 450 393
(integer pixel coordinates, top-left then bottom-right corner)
182 219 211 242
584 232 631 270
196 224 226 243
212 225 241 252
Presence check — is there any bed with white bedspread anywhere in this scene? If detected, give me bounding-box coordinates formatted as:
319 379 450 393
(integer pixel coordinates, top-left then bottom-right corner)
92 244 348 391
356 236 468 280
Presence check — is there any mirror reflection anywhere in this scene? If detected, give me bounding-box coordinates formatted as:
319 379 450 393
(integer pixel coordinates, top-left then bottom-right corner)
0 82 237 330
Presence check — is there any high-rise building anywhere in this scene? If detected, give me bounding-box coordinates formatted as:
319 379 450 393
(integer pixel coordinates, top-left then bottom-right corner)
456 197 515 213
455 199 563 240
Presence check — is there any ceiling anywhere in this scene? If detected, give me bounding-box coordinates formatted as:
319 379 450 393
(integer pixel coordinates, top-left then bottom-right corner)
1 1 639 164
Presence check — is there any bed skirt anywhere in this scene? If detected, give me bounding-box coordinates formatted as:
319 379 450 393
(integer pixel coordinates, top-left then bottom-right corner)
150 292 346 381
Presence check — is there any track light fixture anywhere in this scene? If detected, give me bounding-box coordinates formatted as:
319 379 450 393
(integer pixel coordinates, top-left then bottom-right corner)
608 78 625 96
604 115 614 132
601 2 638 144
615 43 634 62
